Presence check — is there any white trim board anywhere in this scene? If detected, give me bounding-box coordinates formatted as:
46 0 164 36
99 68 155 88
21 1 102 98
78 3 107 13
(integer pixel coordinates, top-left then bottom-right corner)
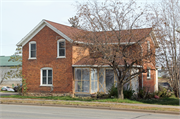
17 19 73 47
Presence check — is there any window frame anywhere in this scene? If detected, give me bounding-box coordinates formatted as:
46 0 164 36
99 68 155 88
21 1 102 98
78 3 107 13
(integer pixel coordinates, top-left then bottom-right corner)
57 39 66 58
147 69 151 79
40 67 53 86
74 68 90 93
147 41 150 53
29 41 36 59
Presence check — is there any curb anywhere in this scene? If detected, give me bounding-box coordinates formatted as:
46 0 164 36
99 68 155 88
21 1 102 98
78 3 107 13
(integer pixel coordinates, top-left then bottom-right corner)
1 102 179 115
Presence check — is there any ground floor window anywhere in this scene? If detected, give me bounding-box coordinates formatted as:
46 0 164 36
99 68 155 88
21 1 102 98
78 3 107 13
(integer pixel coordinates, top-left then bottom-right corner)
41 67 52 86
74 68 117 94
105 69 114 92
75 68 90 93
91 68 98 93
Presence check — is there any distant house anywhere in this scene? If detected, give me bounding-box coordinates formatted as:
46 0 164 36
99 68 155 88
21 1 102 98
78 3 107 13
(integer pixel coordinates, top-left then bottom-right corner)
0 56 22 87
16 20 158 96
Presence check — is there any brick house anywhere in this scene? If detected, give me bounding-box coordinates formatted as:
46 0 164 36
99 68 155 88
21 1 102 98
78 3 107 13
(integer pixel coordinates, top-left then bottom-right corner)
17 19 158 96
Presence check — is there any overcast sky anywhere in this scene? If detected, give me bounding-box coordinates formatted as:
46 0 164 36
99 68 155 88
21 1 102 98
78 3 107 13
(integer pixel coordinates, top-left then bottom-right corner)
0 0 158 56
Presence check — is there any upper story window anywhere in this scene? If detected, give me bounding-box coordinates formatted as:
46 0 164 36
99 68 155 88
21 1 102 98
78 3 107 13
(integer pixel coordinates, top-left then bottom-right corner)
147 69 151 79
57 39 66 58
29 41 36 59
40 67 53 86
147 41 150 53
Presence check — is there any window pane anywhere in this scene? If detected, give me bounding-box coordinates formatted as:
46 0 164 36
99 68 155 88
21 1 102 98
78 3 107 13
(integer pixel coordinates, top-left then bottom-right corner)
147 70 150 77
75 81 81 92
42 70 46 76
31 51 36 57
75 69 81 80
91 68 98 93
48 77 52 84
82 81 89 92
91 81 95 93
82 69 89 81
43 77 46 84
59 49 65 56
48 70 52 76
106 69 114 92
31 44 36 50
59 42 65 48
99 68 105 92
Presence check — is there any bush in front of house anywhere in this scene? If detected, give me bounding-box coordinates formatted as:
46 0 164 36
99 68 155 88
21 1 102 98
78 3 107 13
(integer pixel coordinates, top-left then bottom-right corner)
107 85 135 99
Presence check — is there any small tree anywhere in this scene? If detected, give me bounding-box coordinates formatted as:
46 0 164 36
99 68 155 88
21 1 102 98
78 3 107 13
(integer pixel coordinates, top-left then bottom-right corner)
7 47 27 95
73 0 155 99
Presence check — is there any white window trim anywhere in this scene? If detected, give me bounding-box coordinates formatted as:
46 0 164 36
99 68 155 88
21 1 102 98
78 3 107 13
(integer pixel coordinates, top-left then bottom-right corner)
147 41 150 53
40 67 53 86
57 39 66 58
147 69 151 79
29 41 37 60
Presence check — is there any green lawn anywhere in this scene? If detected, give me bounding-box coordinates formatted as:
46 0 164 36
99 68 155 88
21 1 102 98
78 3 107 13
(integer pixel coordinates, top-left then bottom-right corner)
1 95 179 106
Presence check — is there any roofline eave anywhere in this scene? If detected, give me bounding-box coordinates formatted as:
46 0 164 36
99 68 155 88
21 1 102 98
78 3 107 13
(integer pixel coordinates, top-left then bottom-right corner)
16 19 74 47
72 65 142 68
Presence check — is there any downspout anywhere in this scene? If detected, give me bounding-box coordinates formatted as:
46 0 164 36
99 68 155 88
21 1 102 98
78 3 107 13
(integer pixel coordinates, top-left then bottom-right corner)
137 42 143 88
142 73 143 88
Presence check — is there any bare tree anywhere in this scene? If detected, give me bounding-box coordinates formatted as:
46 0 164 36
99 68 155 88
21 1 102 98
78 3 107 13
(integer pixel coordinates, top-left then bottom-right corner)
151 0 180 97
73 0 155 99
68 16 80 28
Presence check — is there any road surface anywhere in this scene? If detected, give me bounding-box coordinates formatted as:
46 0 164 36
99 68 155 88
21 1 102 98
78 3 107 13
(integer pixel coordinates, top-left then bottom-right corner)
0 104 179 119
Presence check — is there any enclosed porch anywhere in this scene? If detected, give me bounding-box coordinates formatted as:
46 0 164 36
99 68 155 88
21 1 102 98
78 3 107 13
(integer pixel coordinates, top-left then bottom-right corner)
74 67 139 95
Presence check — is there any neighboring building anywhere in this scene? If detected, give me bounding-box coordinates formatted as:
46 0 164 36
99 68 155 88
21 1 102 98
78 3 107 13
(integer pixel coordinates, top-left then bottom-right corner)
0 56 22 87
16 20 158 96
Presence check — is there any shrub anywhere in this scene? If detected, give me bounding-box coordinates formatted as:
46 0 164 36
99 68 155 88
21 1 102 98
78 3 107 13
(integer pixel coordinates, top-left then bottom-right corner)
97 92 108 99
108 85 118 98
154 85 173 98
123 88 135 99
138 87 146 99
108 85 135 99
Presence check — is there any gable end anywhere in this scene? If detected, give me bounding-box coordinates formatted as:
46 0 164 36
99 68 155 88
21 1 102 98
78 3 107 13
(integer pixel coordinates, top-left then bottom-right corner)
17 19 73 47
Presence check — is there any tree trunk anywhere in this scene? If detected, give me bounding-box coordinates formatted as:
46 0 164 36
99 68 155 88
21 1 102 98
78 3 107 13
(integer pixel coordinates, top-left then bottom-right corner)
118 84 124 99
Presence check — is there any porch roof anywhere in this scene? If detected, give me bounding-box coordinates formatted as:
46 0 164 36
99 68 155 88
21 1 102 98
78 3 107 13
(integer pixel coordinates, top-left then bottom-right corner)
72 56 142 68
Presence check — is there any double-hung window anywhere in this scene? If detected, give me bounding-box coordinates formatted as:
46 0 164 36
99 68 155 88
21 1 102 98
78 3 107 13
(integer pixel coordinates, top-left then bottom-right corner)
147 41 150 55
75 68 90 93
29 41 36 59
41 68 53 86
57 39 66 58
147 69 151 79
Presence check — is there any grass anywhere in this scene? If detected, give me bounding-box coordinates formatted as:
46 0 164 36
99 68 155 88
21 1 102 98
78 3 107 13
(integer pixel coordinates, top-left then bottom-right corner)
1 94 179 106
0 98 179 112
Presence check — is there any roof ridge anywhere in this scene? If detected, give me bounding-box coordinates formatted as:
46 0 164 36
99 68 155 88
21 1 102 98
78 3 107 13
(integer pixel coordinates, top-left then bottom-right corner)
44 19 83 31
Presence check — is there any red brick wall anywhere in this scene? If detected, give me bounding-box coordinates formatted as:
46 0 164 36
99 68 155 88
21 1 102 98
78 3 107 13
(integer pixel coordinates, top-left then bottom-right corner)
22 26 73 93
138 36 156 92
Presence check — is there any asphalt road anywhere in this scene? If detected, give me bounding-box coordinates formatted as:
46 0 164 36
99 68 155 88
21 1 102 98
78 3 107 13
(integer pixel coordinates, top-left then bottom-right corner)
0 104 179 119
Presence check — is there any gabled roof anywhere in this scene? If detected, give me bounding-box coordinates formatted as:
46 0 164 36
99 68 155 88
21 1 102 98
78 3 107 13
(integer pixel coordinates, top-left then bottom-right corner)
0 56 22 67
17 19 83 46
17 19 158 47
